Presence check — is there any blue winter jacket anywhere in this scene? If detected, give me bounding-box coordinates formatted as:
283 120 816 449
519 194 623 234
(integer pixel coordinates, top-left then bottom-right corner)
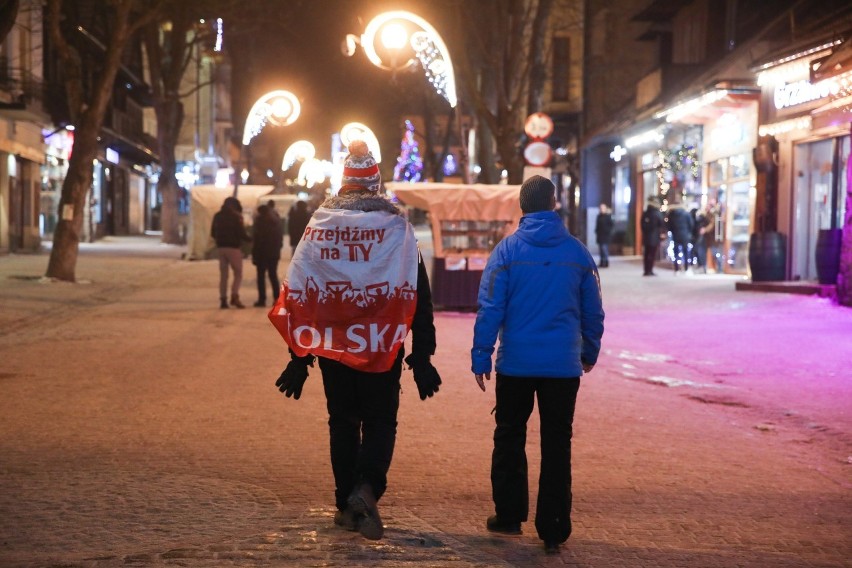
471 211 604 378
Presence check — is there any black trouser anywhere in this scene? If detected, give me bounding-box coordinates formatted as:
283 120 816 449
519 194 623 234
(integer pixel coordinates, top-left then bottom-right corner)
672 240 689 271
255 259 280 303
319 354 402 511
642 242 659 275
492 374 580 543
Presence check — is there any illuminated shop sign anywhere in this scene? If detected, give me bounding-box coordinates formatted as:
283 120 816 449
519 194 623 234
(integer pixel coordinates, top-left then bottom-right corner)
773 78 840 109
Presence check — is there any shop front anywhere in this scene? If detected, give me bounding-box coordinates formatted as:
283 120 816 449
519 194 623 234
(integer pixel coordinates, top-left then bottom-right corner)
755 39 851 282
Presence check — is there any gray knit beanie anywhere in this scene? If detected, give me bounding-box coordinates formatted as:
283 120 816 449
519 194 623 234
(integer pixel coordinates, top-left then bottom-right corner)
519 175 555 213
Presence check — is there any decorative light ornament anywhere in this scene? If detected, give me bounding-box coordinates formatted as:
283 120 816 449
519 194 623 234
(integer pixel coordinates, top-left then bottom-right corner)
340 122 382 163
242 90 301 145
298 158 327 189
282 140 316 171
359 11 457 107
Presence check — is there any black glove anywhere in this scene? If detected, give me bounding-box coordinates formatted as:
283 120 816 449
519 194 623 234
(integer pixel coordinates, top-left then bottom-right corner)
404 353 441 400
275 354 314 400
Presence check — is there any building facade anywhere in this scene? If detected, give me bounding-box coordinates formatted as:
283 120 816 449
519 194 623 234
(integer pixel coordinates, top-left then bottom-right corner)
582 0 851 282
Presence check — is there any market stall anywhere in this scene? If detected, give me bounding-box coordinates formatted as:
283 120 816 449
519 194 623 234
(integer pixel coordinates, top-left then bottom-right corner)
186 184 274 260
387 182 522 309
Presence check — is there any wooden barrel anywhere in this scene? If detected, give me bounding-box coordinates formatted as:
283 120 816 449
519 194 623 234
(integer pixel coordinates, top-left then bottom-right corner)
815 228 842 285
748 232 786 282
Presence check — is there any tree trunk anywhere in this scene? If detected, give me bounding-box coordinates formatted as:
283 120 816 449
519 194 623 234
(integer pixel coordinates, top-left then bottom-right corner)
45 0 137 282
45 126 98 281
837 135 852 306
526 0 551 113
0 0 20 44
156 98 184 244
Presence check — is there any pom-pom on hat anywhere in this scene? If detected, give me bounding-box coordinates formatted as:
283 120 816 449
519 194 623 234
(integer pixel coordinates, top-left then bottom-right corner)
519 175 556 213
341 140 381 193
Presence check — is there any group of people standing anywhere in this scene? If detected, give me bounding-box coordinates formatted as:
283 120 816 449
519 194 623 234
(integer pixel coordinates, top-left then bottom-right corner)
640 196 722 276
269 144 605 556
210 196 313 309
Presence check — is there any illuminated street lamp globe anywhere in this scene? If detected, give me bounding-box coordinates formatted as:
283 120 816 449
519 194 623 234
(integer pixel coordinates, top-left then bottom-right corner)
282 140 316 171
345 11 457 108
242 90 301 145
340 122 382 163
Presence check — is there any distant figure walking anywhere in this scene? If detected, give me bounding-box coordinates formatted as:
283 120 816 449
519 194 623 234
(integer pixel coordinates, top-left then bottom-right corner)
594 203 614 268
251 204 283 307
287 200 311 256
691 206 711 273
211 197 251 309
666 202 693 273
640 196 664 276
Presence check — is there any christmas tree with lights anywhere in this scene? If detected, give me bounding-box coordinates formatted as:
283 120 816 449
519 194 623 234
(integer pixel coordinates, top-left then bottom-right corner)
393 120 424 182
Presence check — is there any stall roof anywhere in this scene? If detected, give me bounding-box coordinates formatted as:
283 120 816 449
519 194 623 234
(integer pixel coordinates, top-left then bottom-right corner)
387 182 522 222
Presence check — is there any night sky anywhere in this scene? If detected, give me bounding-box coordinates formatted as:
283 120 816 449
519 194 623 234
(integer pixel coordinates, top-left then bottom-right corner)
227 0 454 174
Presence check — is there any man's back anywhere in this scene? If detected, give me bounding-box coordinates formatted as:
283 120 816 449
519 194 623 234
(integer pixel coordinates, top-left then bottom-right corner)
473 211 603 379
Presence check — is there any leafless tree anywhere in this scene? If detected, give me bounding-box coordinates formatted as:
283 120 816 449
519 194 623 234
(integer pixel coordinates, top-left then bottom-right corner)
45 0 161 281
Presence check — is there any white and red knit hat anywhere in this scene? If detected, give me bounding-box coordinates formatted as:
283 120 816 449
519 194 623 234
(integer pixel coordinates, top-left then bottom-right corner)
341 140 381 192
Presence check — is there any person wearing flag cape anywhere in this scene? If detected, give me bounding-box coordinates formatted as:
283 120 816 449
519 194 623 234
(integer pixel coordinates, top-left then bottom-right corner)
269 140 441 541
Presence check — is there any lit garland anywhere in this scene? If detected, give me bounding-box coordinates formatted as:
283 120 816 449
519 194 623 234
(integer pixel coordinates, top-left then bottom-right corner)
656 144 700 205
411 32 453 106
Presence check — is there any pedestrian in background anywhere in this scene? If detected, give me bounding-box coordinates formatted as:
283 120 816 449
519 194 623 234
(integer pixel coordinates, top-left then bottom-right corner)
705 199 724 273
691 206 711 273
287 200 311 256
640 196 665 276
270 141 442 541
594 203 614 268
211 196 251 309
251 204 283 307
666 200 694 273
471 175 605 555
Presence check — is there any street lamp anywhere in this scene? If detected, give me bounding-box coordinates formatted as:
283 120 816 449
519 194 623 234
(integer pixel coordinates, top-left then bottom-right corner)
236 89 301 196
344 11 468 181
340 122 382 163
282 140 316 171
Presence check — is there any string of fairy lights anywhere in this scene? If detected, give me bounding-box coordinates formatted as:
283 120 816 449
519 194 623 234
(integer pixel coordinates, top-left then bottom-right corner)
411 31 452 107
656 144 700 206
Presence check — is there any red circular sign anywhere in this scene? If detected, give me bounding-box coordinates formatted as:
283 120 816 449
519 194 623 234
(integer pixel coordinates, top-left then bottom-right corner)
524 112 554 140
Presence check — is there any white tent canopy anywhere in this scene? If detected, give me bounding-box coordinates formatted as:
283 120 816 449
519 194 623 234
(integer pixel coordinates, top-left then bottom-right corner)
187 184 274 260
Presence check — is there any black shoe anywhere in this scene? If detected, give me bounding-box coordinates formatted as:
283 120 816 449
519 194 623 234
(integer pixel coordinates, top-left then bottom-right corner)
544 540 561 554
347 485 384 540
333 507 358 531
253 300 265 307
486 515 522 535
220 298 229 309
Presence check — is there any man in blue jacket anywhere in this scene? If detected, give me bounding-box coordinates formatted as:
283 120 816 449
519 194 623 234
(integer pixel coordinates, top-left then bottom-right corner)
471 175 605 554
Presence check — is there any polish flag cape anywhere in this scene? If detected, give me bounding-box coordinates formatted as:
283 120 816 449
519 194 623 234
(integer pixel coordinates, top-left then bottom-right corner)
268 208 419 373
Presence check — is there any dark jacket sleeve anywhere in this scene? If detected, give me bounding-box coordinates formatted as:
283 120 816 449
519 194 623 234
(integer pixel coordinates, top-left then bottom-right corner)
409 252 436 360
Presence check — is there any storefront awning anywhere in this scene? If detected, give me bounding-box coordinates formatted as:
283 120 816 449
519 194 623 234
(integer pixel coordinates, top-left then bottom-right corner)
655 89 759 124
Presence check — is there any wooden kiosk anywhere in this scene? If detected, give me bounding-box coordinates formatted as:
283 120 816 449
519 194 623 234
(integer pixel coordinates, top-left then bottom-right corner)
388 182 522 309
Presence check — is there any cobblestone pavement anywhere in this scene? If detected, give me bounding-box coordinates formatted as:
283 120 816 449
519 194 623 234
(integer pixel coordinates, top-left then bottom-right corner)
0 236 850 567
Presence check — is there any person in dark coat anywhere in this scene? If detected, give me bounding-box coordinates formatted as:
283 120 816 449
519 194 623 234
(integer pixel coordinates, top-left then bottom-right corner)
666 202 694 273
691 206 711 273
287 200 311 256
640 197 664 276
211 196 251 309
594 203 614 268
251 204 284 307
272 141 441 542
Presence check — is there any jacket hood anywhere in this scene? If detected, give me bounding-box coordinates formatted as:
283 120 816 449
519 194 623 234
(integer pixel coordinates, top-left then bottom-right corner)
514 211 568 247
321 191 403 216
